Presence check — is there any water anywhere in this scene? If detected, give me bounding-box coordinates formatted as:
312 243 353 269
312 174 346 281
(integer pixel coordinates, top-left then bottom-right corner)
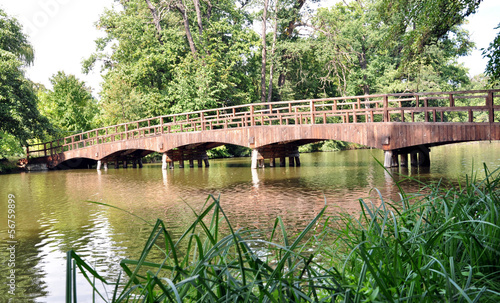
0 142 499 302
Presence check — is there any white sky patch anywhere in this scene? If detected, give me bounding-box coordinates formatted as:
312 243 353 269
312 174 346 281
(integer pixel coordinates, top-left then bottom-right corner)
0 0 114 96
0 0 498 99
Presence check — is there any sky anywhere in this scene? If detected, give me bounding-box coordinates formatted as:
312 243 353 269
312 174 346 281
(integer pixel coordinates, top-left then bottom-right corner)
1 0 499 98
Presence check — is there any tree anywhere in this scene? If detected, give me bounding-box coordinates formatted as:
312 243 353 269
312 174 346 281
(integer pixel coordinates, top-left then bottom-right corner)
0 8 52 151
38 72 98 135
84 0 260 125
483 23 500 84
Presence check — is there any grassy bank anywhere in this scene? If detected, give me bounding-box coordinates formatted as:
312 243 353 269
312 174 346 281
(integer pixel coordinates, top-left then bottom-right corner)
68 166 500 302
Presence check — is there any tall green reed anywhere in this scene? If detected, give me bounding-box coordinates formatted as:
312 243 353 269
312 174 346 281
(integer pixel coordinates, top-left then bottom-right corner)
67 165 500 302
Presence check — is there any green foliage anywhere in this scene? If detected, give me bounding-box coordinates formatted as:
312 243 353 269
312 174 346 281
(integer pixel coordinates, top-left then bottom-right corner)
0 9 52 148
84 0 260 125
38 72 98 136
67 166 500 302
0 132 24 158
312 0 473 96
483 23 500 84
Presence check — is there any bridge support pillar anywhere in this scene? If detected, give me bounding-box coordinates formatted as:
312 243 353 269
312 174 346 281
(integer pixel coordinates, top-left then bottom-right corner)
198 159 203 167
132 160 137 168
189 159 194 168
162 153 168 170
203 159 210 167
384 151 399 168
410 152 418 167
123 160 128 169
280 157 286 167
179 160 184 169
270 158 275 167
103 162 108 170
295 156 301 167
251 149 259 169
115 161 119 169
97 160 102 170
138 158 143 168
289 156 295 167
400 153 408 167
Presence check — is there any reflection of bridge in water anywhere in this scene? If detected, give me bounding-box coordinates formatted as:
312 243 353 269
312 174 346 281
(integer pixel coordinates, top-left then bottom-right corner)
27 89 500 170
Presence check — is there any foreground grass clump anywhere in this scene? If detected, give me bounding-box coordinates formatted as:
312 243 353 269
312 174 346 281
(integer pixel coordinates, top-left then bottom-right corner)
67 167 500 302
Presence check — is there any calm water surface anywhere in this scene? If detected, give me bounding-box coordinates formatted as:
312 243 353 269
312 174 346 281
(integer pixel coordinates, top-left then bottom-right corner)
0 142 499 302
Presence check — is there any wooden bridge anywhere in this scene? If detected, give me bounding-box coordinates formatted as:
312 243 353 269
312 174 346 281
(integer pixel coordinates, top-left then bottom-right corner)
26 89 500 170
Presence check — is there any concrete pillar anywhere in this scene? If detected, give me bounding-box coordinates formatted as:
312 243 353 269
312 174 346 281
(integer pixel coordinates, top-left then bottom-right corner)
162 153 168 170
97 160 102 170
384 150 393 168
280 157 286 167
189 159 194 168
103 162 108 170
391 152 399 167
251 149 258 169
270 158 275 167
400 153 408 167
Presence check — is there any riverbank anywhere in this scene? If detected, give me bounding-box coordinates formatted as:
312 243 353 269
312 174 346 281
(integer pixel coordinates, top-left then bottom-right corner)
0 158 24 174
68 165 500 302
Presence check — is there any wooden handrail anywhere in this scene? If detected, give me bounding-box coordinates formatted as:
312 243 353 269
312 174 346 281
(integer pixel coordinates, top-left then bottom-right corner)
26 89 500 157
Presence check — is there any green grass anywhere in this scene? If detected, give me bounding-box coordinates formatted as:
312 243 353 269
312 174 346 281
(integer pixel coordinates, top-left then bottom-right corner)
67 165 500 302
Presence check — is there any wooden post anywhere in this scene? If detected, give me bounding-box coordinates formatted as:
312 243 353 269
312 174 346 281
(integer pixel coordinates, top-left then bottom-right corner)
123 160 128 168
203 159 209 167
410 151 418 167
132 160 137 168
189 159 194 168
280 157 286 167
138 158 143 168
270 158 275 167
383 95 389 122
449 94 455 107
115 161 119 169
295 156 301 167
310 100 315 124
289 156 295 167
201 112 205 130
400 153 408 167
487 91 494 123
250 106 255 126
198 159 203 167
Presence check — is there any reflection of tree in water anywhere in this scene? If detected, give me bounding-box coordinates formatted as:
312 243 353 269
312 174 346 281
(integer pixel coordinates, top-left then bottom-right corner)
0 235 48 302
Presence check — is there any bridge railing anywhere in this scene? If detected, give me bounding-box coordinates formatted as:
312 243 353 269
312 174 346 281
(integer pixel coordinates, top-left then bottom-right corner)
26 89 499 158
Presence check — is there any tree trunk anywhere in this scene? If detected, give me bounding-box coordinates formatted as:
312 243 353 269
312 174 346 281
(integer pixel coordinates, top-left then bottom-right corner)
261 0 269 102
144 0 163 45
193 0 203 36
176 3 197 59
358 40 369 95
267 0 279 102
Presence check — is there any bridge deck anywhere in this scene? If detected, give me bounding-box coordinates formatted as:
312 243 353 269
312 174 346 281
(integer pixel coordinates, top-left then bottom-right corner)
26 89 500 169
